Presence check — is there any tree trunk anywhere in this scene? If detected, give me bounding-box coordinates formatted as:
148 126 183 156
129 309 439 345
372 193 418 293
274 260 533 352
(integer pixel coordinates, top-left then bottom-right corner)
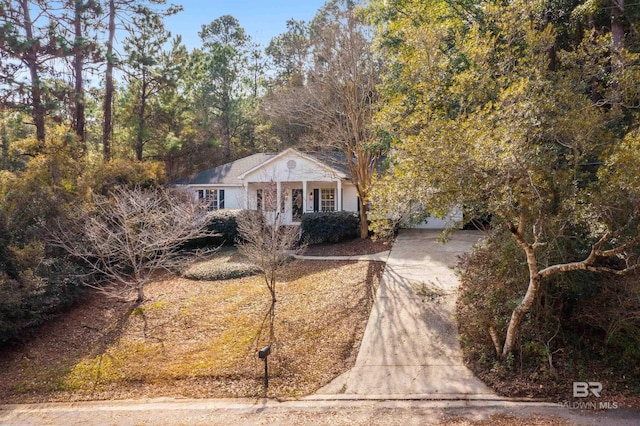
354 150 372 239
73 0 85 147
221 96 231 162
611 0 624 105
222 121 231 162
612 0 624 51
359 197 369 239
136 75 148 161
20 0 46 144
102 0 115 161
502 272 541 358
501 225 541 358
136 282 145 303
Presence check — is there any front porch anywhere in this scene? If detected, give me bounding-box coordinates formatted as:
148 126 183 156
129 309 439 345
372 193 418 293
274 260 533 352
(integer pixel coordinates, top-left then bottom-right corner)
244 180 355 225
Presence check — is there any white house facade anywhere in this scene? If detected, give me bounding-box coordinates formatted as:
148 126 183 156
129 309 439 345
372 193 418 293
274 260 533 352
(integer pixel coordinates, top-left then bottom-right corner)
177 148 461 228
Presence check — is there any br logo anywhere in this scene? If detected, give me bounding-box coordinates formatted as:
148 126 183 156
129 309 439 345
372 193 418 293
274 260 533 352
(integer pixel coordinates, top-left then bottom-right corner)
573 382 602 398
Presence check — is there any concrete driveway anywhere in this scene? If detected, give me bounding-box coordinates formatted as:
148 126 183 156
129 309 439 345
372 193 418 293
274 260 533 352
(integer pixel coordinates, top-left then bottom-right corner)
312 229 496 399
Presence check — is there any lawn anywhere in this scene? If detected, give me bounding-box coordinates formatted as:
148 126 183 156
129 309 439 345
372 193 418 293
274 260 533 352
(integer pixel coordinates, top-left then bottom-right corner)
0 258 383 403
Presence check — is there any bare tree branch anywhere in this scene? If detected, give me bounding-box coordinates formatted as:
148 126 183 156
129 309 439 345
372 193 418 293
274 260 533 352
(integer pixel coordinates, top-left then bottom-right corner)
49 186 217 302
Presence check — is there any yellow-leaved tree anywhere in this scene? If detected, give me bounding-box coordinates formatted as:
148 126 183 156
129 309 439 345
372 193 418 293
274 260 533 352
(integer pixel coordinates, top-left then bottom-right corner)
367 0 640 358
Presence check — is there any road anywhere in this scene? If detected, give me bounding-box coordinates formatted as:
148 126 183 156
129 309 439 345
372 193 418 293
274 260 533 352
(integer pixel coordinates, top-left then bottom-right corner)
2 398 640 425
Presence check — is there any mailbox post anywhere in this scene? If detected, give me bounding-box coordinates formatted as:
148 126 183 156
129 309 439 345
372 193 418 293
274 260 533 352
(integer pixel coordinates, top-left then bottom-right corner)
258 345 271 390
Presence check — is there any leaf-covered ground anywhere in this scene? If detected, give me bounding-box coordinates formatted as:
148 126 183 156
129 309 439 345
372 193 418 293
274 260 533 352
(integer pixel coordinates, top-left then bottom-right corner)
0 259 383 403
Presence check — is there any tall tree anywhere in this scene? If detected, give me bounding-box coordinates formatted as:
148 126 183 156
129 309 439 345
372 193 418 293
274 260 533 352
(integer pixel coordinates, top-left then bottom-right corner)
101 0 181 161
102 0 116 160
368 0 640 357
0 0 56 144
57 0 102 147
269 0 383 238
198 15 249 162
122 5 180 161
265 19 310 85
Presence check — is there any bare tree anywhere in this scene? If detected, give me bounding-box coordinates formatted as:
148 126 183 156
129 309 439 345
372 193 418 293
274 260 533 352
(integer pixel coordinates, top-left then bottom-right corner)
263 0 383 238
51 186 215 303
236 183 303 352
236 183 302 306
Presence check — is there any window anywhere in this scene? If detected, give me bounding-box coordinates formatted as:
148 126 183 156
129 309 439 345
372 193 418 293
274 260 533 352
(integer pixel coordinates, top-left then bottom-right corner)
320 188 335 212
197 189 224 211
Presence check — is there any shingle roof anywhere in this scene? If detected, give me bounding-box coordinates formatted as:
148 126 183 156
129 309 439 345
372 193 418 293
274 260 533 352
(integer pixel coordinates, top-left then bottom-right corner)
305 151 350 177
180 153 276 185
176 149 384 185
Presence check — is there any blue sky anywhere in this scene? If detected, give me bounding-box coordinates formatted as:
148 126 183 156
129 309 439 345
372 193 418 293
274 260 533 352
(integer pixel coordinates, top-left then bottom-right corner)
164 0 329 49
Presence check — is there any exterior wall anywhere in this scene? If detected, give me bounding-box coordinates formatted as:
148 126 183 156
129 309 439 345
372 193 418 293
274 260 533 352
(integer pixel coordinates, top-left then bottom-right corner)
410 206 464 229
342 184 359 212
224 187 245 209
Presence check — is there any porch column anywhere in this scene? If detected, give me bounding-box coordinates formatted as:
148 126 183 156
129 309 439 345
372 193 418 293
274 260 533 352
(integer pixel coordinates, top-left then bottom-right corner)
336 179 342 211
243 182 249 209
276 181 282 215
303 180 308 212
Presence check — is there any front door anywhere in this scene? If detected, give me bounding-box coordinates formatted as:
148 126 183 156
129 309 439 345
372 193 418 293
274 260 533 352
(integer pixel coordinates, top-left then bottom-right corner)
292 189 303 221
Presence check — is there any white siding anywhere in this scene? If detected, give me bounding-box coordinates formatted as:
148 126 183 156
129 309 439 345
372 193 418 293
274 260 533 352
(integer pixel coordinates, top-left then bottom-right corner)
242 152 343 183
342 184 359 212
224 188 244 209
410 206 464 229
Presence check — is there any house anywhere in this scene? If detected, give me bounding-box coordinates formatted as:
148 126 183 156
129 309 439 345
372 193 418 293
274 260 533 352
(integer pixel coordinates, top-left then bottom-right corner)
176 148 461 228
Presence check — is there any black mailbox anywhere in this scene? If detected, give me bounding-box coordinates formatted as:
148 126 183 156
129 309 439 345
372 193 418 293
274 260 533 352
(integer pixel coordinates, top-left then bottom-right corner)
258 345 271 359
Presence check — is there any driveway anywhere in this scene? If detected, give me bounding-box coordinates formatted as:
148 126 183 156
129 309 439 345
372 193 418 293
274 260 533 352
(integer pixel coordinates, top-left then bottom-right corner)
312 229 496 399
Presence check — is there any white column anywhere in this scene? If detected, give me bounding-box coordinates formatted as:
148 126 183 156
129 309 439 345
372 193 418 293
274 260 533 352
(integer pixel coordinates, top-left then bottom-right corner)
303 180 308 212
276 181 282 214
243 183 249 209
336 179 342 211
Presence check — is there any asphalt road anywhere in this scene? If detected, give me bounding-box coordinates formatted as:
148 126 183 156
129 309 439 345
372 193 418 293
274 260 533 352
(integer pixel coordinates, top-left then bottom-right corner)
2 398 640 426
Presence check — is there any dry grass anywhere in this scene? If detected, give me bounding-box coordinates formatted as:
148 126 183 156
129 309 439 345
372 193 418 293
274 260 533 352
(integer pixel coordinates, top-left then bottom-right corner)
0 259 383 403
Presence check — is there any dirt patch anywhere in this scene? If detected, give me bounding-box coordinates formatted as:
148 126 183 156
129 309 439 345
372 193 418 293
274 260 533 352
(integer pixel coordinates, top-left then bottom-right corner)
0 260 383 403
303 237 392 256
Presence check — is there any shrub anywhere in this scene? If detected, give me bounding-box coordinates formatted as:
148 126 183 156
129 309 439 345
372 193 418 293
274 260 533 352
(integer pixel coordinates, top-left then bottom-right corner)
301 211 359 244
82 158 166 195
185 209 243 249
456 223 640 397
182 249 259 281
207 209 243 244
0 256 86 346
183 261 259 281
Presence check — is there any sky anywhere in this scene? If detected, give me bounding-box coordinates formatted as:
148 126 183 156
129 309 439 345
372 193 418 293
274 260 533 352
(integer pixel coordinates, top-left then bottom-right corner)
164 0 329 49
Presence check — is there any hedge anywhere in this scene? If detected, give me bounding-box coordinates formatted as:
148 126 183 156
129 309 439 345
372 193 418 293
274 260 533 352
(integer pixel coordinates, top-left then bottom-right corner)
301 211 360 244
184 209 243 249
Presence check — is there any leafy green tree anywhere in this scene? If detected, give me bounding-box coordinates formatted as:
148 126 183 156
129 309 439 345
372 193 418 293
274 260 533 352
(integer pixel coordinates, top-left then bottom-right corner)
261 19 312 149
265 19 310 85
197 15 250 162
0 0 57 144
121 5 181 161
368 0 640 357
101 0 182 161
57 0 102 147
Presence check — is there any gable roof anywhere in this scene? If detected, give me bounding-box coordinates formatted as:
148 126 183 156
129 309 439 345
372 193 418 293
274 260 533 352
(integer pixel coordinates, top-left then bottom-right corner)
236 148 349 180
179 153 276 185
176 148 358 186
